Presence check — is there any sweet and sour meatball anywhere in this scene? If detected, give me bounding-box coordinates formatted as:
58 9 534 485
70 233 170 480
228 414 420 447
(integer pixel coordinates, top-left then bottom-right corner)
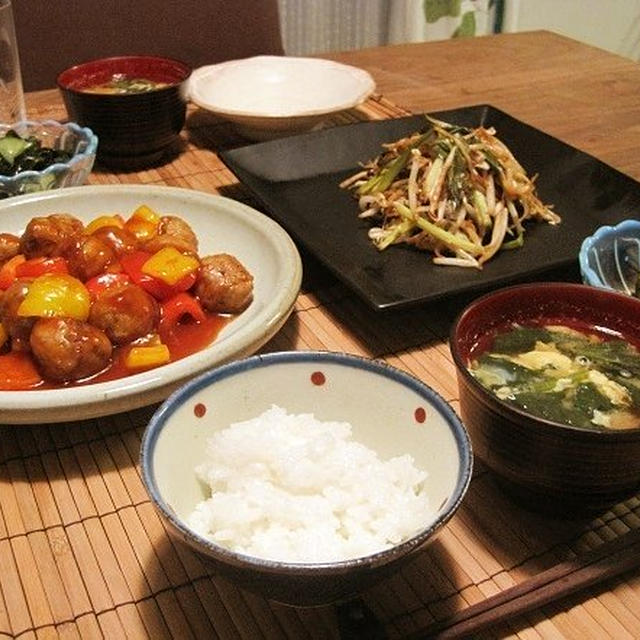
0 279 36 348
64 234 117 281
0 233 20 264
30 317 112 382
91 226 139 257
20 213 84 258
89 283 159 345
194 254 254 314
143 215 198 254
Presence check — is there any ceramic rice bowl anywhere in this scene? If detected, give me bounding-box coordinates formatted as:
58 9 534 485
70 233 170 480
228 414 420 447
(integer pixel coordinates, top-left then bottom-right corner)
141 350 472 606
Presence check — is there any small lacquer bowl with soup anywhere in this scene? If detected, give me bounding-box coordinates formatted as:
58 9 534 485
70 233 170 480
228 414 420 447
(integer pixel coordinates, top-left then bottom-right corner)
57 55 191 170
451 282 640 515
140 350 472 606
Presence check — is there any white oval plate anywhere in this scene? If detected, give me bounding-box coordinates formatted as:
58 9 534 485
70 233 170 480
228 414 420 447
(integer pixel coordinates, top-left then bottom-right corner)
189 56 375 140
0 185 302 424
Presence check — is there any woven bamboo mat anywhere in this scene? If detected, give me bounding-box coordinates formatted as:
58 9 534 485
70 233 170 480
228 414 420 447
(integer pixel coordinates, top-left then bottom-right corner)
2 95 640 639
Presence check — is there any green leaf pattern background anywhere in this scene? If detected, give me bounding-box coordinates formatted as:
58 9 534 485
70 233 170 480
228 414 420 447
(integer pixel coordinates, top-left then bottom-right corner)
423 0 483 38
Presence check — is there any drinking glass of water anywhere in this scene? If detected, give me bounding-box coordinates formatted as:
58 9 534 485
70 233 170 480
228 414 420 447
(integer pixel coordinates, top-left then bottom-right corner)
0 0 26 124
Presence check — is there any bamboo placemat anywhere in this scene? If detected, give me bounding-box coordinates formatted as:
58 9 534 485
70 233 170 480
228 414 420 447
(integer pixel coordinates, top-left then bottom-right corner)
2 95 640 639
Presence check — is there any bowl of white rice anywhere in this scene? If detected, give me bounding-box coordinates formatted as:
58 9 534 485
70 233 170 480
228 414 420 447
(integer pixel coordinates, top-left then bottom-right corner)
140 350 472 606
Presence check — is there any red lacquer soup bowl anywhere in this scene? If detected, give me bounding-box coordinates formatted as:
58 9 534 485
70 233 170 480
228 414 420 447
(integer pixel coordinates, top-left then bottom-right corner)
450 282 640 515
57 55 191 169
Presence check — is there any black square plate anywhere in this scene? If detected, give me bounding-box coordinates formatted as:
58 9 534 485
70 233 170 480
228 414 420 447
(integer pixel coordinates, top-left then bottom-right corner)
221 105 640 310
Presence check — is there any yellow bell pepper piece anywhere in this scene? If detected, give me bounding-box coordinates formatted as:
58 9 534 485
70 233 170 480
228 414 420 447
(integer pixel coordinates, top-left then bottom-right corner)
125 344 171 369
142 247 199 286
132 204 160 223
17 274 91 320
125 204 161 241
86 214 125 235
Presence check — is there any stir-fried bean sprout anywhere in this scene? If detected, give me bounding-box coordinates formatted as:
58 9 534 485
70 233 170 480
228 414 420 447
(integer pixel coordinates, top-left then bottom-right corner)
340 116 561 269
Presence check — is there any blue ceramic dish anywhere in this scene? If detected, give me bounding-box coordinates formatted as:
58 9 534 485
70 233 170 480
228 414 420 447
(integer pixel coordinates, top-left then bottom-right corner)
579 220 640 296
0 120 97 199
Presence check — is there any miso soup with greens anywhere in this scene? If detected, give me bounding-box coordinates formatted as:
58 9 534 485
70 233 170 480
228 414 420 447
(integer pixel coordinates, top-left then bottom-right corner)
469 324 640 430
82 74 169 95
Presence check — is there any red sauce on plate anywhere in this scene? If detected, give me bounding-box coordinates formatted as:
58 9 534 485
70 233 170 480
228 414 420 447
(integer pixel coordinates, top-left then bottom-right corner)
0 311 230 391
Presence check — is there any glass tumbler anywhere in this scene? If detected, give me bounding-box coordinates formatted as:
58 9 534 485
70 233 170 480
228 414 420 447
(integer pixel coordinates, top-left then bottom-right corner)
0 0 26 124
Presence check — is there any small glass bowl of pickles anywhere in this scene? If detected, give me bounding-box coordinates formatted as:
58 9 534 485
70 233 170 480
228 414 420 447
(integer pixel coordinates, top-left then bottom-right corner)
580 220 640 298
0 120 97 199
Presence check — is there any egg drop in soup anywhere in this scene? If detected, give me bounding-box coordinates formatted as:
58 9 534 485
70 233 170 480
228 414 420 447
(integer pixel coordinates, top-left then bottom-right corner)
469 323 640 430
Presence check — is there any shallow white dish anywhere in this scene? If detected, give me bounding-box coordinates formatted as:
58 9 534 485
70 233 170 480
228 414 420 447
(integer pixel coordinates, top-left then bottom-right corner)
0 184 302 424
189 55 375 140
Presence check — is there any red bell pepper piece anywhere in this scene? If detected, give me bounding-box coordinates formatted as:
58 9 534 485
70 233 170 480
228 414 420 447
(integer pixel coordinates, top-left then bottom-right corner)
159 292 206 335
15 256 69 278
0 352 44 390
121 251 197 300
0 254 26 290
85 272 132 299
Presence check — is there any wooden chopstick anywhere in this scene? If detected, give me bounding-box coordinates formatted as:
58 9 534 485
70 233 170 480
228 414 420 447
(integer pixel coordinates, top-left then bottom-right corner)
406 526 640 640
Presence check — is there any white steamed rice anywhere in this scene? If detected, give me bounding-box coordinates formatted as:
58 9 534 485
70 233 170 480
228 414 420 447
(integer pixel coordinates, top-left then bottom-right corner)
188 405 433 563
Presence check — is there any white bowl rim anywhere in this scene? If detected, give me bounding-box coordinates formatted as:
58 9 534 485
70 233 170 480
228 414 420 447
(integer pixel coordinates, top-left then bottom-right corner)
189 55 376 119
0 184 302 423
140 349 473 572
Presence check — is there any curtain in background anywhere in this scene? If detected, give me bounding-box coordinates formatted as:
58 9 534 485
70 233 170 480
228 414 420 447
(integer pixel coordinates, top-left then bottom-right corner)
277 0 388 56
278 0 496 56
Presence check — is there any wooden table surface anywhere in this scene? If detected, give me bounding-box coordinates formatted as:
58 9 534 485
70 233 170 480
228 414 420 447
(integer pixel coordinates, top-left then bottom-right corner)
324 30 640 181
4 30 640 639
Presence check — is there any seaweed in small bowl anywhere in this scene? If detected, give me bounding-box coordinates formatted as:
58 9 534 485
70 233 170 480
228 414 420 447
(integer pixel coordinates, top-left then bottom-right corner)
0 120 97 199
0 129 73 176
